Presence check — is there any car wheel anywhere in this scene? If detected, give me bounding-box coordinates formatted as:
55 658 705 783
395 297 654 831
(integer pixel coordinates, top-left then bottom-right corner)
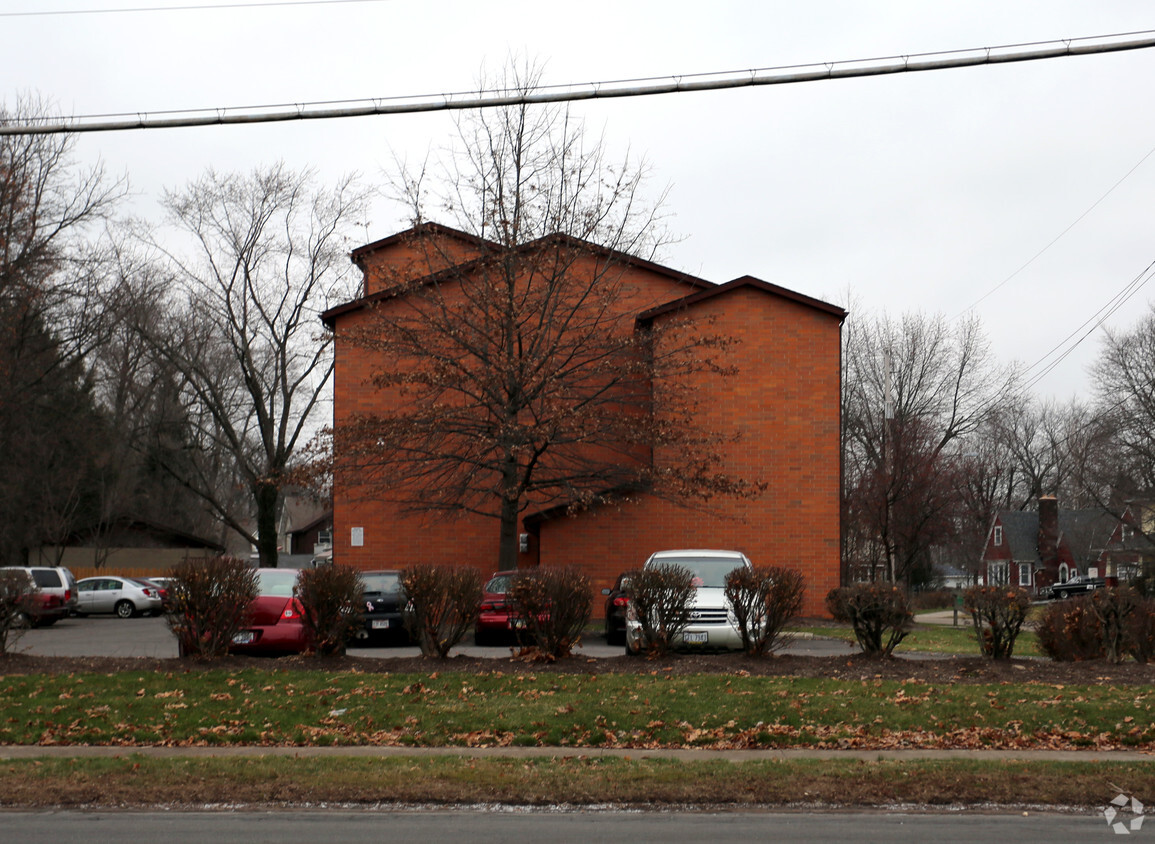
474 629 491 647
115 600 136 619
1059 590 1069 600
11 611 31 629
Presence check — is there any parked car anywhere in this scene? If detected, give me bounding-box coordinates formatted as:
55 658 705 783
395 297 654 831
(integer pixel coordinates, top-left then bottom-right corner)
351 569 408 644
75 576 164 618
475 570 530 646
1042 575 1106 600
229 568 308 655
132 577 171 611
624 549 752 654
0 566 78 626
601 573 632 645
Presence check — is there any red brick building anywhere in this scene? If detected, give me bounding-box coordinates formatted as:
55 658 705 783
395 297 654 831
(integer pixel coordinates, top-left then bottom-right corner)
322 224 845 618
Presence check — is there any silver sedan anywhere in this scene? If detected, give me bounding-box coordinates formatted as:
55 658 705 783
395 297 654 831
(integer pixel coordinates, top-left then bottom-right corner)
74 576 164 618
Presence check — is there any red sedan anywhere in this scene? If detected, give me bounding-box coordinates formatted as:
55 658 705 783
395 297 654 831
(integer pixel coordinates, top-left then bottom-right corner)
475 570 529 646
229 568 308 655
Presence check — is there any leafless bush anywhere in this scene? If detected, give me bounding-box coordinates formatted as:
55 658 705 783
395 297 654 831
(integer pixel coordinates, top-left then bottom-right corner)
1036 596 1103 661
400 564 482 658
963 585 1031 659
508 567 592 659
825 583 913 657
724 566 804 656
625 564 696 656
1126 597 1155 664
0 570 36 655
164 557 258 658
296 565 364 657
1090 586 1144 664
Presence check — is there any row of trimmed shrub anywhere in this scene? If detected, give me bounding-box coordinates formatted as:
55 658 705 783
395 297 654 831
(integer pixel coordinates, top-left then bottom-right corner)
401 562 808 660
156 559 813 662
826 581 1155 663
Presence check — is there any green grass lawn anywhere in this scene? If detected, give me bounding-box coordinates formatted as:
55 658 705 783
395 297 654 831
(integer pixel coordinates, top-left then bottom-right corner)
793 621 1043 657
1 668 1148 749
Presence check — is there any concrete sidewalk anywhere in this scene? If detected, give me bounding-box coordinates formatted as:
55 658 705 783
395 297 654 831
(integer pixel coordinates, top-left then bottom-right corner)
916 609 969 626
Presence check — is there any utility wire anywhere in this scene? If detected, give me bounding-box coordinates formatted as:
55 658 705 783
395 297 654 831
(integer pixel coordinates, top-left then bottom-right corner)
3 30 1155 135
0 0 385 16
958 140 1155 317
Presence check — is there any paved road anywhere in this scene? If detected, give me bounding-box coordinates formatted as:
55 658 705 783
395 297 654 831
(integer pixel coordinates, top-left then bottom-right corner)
0 808 1115 843
9 615 860 660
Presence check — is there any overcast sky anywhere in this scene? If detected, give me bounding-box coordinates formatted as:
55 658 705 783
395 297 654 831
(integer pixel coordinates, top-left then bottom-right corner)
4 0 1154 402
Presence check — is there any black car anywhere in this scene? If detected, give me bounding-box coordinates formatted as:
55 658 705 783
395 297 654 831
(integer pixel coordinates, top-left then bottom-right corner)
601 572 632 646
1044 575 1105 600
352 570 409 644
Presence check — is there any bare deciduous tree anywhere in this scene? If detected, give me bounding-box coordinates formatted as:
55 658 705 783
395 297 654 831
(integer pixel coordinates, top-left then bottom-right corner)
841 310 1018 585
337 67 754 569
136 164 368 567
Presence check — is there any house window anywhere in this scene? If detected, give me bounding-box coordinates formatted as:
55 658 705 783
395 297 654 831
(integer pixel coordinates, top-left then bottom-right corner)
993 525 1003 547
1058 563 1069 583
1018 563 1032 587
988 561 1009 586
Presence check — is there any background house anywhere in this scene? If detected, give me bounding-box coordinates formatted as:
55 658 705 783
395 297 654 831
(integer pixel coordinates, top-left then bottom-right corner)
979 496 1115 593
1096 499 1155 586
323 224 845 618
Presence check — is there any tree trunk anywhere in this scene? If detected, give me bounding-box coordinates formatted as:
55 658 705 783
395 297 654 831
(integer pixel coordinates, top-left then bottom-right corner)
254 481 280 568
498 494 519 571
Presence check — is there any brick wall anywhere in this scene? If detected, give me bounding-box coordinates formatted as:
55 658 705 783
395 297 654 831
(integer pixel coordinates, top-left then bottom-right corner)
329 229 843 619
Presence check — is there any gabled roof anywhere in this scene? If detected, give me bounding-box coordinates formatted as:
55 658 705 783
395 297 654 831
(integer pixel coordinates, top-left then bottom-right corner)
636 274 847 324
322 224 714 328
62 518 224 551
995 510 1040 562
349 221 494 269
993 507 1114 565
1060 509 1116 563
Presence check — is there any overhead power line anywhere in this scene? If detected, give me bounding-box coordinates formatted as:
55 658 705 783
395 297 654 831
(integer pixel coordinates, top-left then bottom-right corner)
3 30 1155 136
0 0 385 17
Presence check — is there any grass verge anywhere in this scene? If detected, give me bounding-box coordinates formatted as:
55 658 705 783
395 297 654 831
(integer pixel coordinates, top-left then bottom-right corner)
0 755 1150 810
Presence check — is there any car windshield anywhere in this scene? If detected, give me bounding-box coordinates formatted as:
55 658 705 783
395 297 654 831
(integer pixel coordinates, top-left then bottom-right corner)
363 573 400 594
255 569 299 597
484 574 512 594
653 556 746 588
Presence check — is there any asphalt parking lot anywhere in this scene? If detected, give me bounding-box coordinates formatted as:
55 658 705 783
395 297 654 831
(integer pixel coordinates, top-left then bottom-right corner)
8 615 859 660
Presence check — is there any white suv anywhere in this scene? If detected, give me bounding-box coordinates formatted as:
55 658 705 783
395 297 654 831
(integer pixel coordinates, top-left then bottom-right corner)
624 549 752 653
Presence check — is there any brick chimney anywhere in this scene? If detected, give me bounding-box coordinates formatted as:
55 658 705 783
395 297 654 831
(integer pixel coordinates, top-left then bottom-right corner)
1038 495 1059 571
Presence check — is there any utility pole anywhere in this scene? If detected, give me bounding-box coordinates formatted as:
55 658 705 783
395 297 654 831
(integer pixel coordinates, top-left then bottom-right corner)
884 349 896 584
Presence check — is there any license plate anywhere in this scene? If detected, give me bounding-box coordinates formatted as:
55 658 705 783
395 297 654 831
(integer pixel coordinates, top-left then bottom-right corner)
232 631 256 645
371 619 390 630
683 631 708 644
510 617 526 629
